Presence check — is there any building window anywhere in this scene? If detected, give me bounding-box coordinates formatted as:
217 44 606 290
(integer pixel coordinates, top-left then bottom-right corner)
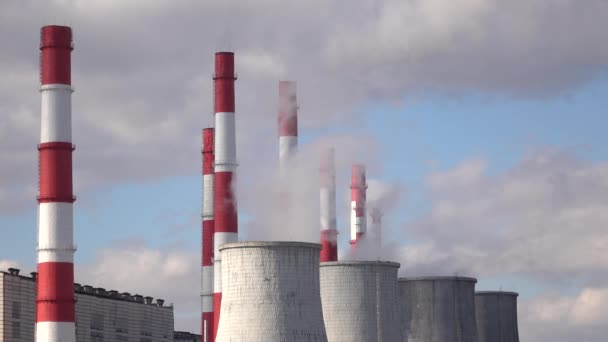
12 301 21 319
91 313 104 330
12 321 21 338
91 332 103 342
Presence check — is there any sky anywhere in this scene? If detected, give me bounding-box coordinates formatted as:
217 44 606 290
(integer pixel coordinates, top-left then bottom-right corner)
1 0 608 340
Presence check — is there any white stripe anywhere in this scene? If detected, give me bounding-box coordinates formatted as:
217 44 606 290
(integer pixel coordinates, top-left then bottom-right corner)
320 187 336 231
214 112 237 173
202 265 214 295
40 85 72 144
279 136 297 164
350 201 367 240
214 232 237 292
202 175 214 220
36 322 75 342
38 203 75 263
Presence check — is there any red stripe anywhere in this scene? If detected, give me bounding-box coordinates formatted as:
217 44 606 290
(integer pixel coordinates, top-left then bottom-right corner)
214 172 238 233
36 262 75 322
214 52 236 113
38 142 74 203
278 81 297 136
213 292 222 342
278 112 298 136
203 128 215 175
202 220 214 266
320 230 338 262
202 312 214 342
40 26 72 85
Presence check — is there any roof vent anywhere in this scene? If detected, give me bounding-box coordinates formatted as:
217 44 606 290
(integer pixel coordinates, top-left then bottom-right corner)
74 284 83 292
8 268 20 276
108 290 118 298
30 272 38 280
133 294 144 303
144 296 153 305
121 292 131 300
156 299 165 307
83 285 94 293
96 288 106 296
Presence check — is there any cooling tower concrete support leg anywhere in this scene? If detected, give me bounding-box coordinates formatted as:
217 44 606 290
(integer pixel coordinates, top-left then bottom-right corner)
399 277 479 342
475 292 520 342
201 128 215 341
36 25 76 342
320 261 403 342
216 242 328 342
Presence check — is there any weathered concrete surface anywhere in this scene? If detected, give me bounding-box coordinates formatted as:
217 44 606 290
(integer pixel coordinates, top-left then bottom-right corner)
400 276 479 342
475 291 519 342
320 261 403 342
216 241 327 342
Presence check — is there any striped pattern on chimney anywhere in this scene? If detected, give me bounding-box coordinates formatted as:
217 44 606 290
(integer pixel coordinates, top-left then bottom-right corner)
320 148 338 262
350 164 367 251
202 128 215 341
278 80 298 166
37 25 76 342
212 52 238 342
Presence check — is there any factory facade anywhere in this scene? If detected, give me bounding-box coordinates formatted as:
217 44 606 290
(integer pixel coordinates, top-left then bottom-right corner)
0 268 174 342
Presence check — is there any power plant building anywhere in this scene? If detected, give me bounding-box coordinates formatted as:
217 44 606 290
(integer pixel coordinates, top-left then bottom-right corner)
475 291 520 342
215 242 327 342
320 261 402 342
0 268 174 342
399 276 479 342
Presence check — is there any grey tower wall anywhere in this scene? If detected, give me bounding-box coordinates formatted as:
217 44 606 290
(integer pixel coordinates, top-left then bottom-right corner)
399 276 479 342
216 241 327 342
320 261 402 342
475 291 519 342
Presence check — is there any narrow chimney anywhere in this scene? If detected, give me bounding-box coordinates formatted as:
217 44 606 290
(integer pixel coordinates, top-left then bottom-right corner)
278 81 298 168
37 25 76 342
213 51 239 342
320 148 338 262
202 127 215 341
350 165 367 252
370 207 383 249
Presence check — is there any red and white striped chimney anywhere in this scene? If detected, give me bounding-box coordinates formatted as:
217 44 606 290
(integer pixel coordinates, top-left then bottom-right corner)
350 164 367 252
201 128 215 342
320 148 338 262
212 52 238 341
278 80 298 167
36 25 76 342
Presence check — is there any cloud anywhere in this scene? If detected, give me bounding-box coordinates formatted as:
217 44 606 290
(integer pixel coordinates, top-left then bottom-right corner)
392 148 608 282
1 0 607 213
520 287 608 341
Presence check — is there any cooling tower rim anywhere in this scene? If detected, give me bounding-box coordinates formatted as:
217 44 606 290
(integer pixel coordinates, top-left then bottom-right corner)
399 276 478 283
476 291 519 296
219 241 321 251
320 260 400 268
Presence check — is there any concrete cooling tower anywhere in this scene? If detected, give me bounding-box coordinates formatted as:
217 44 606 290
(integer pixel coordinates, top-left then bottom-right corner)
399 276 479 342
475 291 519 342
215 241 327 342
320 261 402 342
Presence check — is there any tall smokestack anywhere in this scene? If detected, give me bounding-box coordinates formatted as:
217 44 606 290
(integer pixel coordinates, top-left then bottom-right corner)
201 128 215 341
212 52 238 341
350 164 367 252
36 25 76 342
320 148 338 262
370 207 382 250
278 80 298 168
